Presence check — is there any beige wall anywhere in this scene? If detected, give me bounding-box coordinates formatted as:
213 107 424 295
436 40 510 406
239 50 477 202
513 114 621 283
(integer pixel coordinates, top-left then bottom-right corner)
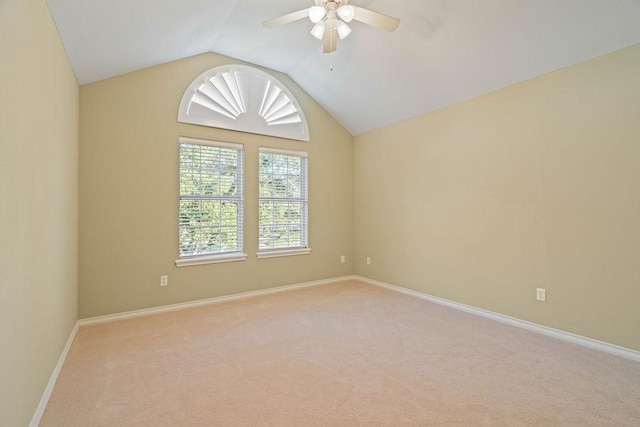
0 0 79 425
79 53 353 318
354 44 640 351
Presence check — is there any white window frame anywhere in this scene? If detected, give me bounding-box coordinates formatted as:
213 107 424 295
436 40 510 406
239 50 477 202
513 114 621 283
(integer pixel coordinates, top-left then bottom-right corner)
178 65 310 142
175 137 247 267
257 147 311 259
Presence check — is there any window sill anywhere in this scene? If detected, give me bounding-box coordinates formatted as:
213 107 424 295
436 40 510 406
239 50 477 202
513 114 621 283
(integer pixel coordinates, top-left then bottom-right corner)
175 253 247 267
256 248 312 259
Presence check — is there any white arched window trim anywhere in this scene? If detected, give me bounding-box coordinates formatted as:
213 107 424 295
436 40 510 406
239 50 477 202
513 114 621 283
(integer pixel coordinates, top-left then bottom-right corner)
178 65 310 142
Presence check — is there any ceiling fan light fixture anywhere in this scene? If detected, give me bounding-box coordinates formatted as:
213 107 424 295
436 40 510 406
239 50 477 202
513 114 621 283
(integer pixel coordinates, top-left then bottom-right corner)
337 5 355 22
310 21 326 40
336 20 352 40
263 1 400 54
309 6 326 23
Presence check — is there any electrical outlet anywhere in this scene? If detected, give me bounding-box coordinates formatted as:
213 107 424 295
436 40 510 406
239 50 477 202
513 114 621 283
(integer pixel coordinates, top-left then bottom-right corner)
340 255 346 264
366 257 371 265
160 275 168 287
536 288 546 302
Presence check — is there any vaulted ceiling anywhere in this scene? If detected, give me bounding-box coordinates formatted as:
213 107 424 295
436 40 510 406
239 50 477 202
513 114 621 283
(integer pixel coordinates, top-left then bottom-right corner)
47 0 640 135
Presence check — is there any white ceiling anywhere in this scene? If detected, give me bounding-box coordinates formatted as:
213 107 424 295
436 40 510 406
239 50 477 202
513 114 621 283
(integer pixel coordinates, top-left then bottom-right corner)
47 0 640 136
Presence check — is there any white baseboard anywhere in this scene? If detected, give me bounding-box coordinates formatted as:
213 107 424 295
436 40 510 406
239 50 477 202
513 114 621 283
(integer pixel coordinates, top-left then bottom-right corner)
29 322 79 427
357 276 640 362
78 275 358 326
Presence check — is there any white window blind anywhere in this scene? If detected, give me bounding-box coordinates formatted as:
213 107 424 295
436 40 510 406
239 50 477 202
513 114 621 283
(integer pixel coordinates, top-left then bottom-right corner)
258 148 308 252
178 137 244 259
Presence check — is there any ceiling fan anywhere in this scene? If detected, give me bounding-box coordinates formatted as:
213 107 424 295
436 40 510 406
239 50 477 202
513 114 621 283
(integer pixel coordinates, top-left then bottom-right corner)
263 0 400 53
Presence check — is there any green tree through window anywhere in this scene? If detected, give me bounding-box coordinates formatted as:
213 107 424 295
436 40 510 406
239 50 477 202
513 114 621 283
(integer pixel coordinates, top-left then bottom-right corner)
178 139 244 258
258 149 308 251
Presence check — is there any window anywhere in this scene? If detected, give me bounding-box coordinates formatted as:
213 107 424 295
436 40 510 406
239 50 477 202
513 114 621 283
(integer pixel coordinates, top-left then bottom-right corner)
258 148 310 258
178 65 310 142
176 137 246 267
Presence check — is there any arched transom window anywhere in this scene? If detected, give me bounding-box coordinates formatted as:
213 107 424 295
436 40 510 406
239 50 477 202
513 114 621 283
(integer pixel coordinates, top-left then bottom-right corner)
178 65 309 142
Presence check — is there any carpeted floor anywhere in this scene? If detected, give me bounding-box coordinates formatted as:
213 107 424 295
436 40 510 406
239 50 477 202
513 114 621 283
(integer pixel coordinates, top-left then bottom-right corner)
41 280 640 426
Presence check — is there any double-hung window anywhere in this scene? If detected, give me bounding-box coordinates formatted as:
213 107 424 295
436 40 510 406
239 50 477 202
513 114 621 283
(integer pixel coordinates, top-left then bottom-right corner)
176 137 246 266
258 148 310 258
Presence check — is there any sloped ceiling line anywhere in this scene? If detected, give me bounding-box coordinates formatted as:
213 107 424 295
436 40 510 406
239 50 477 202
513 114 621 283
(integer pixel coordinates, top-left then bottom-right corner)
47 0 640 135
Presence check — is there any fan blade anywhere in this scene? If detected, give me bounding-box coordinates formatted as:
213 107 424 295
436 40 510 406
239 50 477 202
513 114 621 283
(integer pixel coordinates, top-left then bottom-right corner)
352 6 400 32
322 21 337 53
263 8 310 28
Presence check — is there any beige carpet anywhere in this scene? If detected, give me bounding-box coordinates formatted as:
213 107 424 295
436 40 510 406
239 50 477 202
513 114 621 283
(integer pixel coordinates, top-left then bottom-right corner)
41 280 640 426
